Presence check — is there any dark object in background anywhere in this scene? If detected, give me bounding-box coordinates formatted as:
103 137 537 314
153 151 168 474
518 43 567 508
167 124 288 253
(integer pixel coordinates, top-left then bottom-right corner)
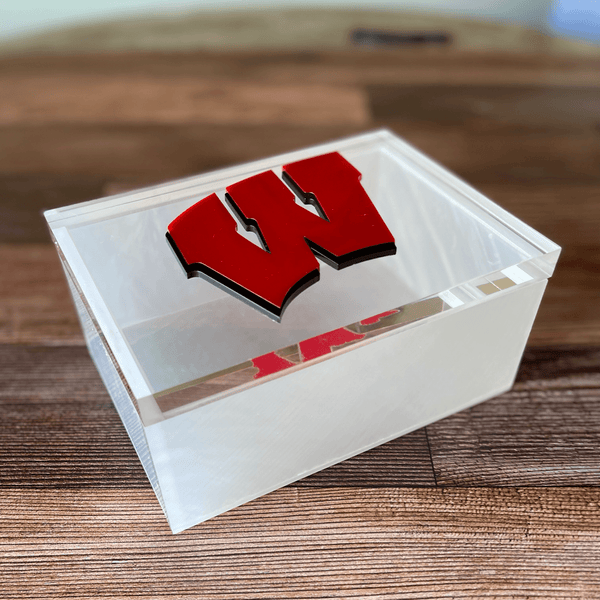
351 28 452 47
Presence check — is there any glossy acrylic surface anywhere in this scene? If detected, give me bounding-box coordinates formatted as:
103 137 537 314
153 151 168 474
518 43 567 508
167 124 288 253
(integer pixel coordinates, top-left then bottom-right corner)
46 131 558 400
45 130 560 532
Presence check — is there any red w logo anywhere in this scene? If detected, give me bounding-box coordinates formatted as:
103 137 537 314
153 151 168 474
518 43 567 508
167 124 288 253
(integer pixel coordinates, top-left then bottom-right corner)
166 152 396 321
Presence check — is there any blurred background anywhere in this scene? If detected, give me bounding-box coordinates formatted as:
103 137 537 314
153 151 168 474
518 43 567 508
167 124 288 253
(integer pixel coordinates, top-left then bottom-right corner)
1 0 600 51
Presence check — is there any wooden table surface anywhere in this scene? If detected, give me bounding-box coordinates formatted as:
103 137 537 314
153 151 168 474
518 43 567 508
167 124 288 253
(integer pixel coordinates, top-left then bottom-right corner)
1 47 600 599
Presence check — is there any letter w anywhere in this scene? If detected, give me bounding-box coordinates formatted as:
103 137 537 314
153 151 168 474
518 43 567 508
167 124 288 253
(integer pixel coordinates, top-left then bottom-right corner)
167 152 396 321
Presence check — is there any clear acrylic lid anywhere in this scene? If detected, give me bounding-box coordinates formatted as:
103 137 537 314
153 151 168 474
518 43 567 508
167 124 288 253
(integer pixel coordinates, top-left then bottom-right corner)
45 129 560 416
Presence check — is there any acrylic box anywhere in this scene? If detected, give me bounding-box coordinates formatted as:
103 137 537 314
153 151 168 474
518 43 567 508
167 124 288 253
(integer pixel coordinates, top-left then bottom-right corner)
45 130 560 533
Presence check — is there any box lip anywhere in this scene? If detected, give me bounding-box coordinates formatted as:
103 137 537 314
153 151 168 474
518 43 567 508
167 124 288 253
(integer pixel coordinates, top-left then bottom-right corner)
44 130 388 225
380 131 560 258
43 128 561 260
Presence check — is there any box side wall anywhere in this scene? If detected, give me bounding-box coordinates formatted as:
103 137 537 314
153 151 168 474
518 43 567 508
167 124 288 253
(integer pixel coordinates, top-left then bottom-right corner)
61 259 166 515
146 279 547 533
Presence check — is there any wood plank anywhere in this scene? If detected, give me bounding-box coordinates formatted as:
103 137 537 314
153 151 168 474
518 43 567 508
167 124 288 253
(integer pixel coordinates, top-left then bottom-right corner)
0 245 82 345
1 50 599 87
3 121 598 187
0 75 369 126
0 345 105 404
370 85 600 132
388 121 600 187
368 84 600 187
428 346 600 486
477 184 600 347
0 487 598 598
0 124 364 179
2 82 599 187
0 175 106 243
0 400 148 489
0 345 435 488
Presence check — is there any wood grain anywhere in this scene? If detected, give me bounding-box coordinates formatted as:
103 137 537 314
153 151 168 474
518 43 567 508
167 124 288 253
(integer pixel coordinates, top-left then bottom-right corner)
0 175 106 243
428 347 600 486
370 85 600 132
2 50 600 87
0 74 369 126
0 245 82 345
0 124 362 179
1 487 599 598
